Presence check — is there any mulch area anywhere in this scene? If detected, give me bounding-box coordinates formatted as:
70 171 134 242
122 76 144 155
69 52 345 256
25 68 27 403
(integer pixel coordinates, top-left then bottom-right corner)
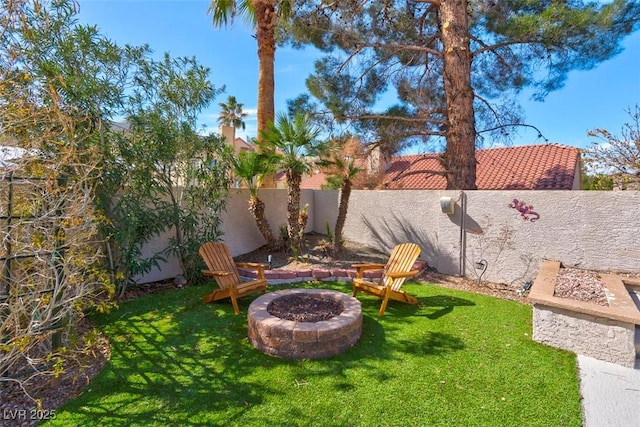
0 318 111 427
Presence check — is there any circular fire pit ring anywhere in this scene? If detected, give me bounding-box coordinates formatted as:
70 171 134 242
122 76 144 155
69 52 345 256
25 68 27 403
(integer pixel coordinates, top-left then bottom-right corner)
248 289 362 360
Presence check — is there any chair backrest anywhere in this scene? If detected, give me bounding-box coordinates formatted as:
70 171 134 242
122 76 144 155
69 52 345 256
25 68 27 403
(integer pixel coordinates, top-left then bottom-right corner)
383 243 421 291
199 242 241 290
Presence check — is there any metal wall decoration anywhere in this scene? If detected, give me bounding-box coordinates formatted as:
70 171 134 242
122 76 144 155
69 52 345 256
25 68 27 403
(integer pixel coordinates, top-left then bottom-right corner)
509 198 540 222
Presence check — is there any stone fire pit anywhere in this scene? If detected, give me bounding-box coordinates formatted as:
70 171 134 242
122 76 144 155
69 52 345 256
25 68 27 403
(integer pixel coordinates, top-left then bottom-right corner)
247 289 362 360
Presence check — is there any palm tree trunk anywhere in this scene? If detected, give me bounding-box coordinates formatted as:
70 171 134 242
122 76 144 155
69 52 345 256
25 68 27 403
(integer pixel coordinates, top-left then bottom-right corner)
254 0 276 135
253 0 276 137
249 196 277 250
254 0 277 187
440 0 477 190
296 203 309 252
333 180 351 250
286 171 302 249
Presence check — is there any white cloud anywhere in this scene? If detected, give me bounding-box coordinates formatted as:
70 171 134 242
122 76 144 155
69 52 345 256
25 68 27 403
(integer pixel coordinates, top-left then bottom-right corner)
277 65 298 74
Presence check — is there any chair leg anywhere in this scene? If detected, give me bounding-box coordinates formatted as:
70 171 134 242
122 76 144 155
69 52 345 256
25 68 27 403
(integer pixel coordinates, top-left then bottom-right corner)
229 286 240 315
202 292 214 304
379 288 391 317
230 295 240 315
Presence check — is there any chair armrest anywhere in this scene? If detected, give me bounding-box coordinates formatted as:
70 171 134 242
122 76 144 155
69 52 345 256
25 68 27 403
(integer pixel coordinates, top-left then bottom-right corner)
351 263 386 279
351 263 386 270
386 269 419 279
235 262 267 280
202 270 230 277
235 262 268 269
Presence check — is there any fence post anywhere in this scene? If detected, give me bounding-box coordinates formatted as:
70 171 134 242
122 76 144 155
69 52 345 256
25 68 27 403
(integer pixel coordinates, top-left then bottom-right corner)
2 171 14 294
0 172 14 346
50 176 67 351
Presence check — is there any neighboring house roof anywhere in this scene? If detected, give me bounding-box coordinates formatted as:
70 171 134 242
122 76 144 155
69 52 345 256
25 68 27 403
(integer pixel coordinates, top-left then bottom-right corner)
234 137 254 153
299 170 329 190
384 143 581 190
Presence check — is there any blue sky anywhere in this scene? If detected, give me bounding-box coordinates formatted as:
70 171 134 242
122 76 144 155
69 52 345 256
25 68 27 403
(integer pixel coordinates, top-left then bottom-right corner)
77 0 640 152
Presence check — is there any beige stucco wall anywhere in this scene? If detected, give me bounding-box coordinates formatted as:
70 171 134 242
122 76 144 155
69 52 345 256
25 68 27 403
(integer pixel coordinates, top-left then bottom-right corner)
138 188 314 283
138 188 640 286
339 190 640 286
463 191 640 284
341 189 442 262
220 188 313 254
311 190 339 233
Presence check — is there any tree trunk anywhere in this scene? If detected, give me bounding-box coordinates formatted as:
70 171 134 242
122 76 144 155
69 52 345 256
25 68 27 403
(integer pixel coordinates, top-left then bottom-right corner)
254 0 277 188
286 170 302 249
440 0 477 190
333 180 351 250
248 195 277 250
296 203 309 252
254 0 276 136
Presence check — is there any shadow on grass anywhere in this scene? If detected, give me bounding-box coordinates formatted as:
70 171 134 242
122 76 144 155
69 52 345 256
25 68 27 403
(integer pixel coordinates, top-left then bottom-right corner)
60 284 281 424
49 280 582 427
55 281 468 425
353 282 476 321
418 294 476 319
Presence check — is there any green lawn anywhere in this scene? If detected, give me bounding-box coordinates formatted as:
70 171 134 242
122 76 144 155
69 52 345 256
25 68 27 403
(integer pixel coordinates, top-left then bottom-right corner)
46 281 582 426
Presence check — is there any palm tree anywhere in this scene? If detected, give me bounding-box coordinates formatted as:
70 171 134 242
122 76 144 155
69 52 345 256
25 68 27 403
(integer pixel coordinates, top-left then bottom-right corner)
217 95 248 130
260 111 326 250
207 0 292 138
320 152 362 251
232 149 279 249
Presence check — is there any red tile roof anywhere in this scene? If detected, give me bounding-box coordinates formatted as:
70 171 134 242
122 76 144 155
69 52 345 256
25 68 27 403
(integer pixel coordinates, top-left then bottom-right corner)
384 144 580 190
299 170 329 190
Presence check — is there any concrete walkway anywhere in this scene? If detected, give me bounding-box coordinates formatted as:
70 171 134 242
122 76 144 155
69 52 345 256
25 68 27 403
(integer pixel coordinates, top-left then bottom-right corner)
578 355 640 427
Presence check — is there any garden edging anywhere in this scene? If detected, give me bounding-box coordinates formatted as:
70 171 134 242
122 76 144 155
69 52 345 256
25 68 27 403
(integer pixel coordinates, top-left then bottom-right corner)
238 260 429 285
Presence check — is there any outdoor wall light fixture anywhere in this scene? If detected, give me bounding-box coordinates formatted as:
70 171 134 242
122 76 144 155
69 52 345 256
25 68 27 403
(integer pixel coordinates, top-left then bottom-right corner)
439 196 455 215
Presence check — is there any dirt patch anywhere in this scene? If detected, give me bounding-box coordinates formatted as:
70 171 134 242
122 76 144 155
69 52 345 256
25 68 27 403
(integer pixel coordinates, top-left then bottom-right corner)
238 233 529 303
234 232 390 270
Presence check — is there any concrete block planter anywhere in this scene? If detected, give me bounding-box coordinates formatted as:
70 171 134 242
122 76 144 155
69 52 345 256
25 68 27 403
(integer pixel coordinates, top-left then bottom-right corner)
528 260 640 368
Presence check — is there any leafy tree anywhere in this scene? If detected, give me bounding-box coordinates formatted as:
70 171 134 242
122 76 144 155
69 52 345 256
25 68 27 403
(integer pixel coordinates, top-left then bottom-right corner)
208 0 292 138
113 53 233 287
233 150 280 249
0 0 115 389
583 105 640 177
582 173 614 191
286 0 640 189
259 112 327 250
0 2 235 397
218 95 248 130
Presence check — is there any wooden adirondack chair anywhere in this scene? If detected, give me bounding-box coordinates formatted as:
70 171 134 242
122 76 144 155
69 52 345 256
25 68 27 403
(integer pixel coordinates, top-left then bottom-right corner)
199 242 268 315
351 243 422 316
